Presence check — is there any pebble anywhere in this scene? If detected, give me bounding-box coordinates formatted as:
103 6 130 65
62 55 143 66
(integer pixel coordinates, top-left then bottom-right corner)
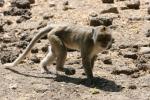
101 5 119 14
126 0 140 9
139 47 150 54
102 0 114 3
123 52 138 59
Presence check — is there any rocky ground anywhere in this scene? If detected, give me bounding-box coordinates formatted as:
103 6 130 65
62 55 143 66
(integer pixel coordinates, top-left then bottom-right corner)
0 0 150 100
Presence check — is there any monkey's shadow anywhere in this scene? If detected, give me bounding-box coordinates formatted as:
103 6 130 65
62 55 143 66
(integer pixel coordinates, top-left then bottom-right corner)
5 67 123 92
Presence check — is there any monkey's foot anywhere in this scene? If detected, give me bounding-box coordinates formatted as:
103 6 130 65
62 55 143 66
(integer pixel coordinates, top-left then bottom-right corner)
40 65 52 74
85 78 95 88
64 68 76 75
41 69 52 74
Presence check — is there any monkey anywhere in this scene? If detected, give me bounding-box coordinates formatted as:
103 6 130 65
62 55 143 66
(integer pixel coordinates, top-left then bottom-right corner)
3 24 112 83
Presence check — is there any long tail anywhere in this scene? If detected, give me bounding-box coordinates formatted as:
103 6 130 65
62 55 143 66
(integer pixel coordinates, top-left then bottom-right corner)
12 25 53 66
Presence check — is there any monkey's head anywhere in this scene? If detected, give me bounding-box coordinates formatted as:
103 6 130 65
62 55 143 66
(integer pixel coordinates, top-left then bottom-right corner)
92 26 112 50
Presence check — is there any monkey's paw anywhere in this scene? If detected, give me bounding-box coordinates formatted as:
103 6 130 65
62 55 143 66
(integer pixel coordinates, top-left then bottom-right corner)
64 68 76 75
41 69 52 74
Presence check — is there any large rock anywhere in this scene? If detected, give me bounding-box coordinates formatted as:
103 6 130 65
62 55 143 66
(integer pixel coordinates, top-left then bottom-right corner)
88 16 113 26
101 5 119 14
11 0 31 9
3 7 31 16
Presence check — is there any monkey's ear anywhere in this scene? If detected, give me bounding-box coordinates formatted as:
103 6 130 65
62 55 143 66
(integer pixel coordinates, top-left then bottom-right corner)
101 26 106 32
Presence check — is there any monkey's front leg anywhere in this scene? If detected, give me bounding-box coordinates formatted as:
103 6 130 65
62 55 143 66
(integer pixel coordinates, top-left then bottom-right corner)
82 55 95 86
82 58 93 79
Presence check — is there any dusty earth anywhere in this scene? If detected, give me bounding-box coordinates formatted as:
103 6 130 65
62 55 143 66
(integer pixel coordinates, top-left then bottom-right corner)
0 0 150 100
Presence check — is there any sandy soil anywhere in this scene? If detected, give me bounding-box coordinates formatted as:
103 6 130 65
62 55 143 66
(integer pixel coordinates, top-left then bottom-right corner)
0 0 150 100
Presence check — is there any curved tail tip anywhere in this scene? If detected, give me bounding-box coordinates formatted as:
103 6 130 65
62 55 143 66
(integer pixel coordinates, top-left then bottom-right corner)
3 63 15 68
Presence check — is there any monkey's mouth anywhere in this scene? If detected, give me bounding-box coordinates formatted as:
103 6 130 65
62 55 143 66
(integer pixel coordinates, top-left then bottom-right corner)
101 43 108 48
101 42 112 49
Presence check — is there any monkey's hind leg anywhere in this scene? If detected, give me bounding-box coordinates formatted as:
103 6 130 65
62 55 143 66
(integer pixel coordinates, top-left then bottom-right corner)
55 45 76 75
48 34 75 75
40 46 56 74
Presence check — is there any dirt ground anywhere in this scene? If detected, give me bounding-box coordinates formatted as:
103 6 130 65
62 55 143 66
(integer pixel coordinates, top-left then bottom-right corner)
0 0 150 100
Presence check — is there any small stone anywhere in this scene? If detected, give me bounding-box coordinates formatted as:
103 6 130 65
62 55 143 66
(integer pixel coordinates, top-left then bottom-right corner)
63 1 69 5
131 73 140 78
30 55 40 63
120 6 129 10
43 13 54 20
145 29 150 37
102 57 112 65
111 66 137 75
128 85 137 89
137 56 147 64
19 32 29 41
102 0 114 3
17 41 28 49
89 12 98 17
148 7 150 14
49 2 56 7
0 0 4 7
16 15 31 23
101 5 119 14
136 64 150 71
119 45 130 49
9 84 18 90
0 18 5 32
126 0 140 9
35 88 48 93
29 0 35 4
62 5 74 11
123 52 138 59
5 20 13 25
31 47 38 53
33 84 48 93
139 47 150 54
116 0 126 1
128 16 142 21
37 21 47 29
3 34 12 43
1 50 19 64
62 6 69 11
144 15 150 21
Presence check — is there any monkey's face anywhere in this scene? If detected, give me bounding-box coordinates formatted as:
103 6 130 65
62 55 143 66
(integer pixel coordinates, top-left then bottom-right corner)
94 26 112 50
97 33 112 49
